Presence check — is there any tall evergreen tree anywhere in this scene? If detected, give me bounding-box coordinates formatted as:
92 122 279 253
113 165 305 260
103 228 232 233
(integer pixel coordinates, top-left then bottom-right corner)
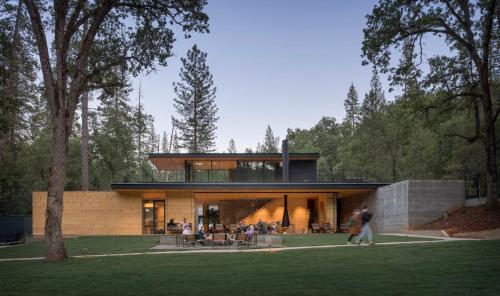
173 44 218 153
227 138 237 153
171 132 181 153
343 83 360 129
361 68 386 118
161 131 168 152
261 125 280 153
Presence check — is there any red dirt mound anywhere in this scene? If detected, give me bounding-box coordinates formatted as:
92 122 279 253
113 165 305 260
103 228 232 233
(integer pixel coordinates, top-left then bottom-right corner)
417 205 500 236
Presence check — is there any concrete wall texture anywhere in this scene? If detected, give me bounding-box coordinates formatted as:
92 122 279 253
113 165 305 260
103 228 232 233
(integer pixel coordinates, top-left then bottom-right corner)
367 180 465 233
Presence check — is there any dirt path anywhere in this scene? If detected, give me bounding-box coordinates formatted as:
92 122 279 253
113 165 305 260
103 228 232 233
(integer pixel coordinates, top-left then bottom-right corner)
453 228 500 239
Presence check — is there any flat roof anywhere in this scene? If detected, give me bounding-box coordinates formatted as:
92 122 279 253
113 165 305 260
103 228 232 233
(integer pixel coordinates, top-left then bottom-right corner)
111 182 389 191
148 152 320 160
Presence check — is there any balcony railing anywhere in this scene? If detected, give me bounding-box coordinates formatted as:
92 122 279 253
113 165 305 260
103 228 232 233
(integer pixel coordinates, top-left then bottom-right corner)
137 166 379 183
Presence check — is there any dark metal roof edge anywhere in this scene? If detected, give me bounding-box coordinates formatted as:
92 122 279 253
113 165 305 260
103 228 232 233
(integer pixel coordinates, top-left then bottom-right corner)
147 152 320 159
111 182 390 190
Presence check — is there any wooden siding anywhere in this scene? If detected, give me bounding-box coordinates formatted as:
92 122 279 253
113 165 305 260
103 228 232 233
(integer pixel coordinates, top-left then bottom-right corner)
33 191 142 236
33 191 195 236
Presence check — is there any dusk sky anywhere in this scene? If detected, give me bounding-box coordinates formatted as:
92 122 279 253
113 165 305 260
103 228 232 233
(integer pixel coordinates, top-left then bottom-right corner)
130 0 446 152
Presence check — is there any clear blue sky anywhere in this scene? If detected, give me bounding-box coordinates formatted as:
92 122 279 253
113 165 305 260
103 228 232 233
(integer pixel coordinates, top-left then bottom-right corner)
130 0 442 152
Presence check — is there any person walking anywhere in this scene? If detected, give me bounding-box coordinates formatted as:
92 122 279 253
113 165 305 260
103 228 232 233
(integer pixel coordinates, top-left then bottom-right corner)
356 206 375 245
346 209 361 244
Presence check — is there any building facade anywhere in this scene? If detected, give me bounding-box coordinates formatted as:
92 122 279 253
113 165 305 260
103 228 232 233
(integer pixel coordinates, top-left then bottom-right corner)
33 143 391 235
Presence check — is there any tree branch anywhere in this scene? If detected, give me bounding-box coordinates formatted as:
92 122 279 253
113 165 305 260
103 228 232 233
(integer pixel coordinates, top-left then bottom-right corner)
66 0 115 130
481 0 496 67
54 0 69 120
64 0 85 46
23 0 56 117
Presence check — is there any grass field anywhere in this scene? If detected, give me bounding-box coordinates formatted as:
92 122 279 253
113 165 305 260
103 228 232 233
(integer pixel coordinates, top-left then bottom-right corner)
0 234 434 259
0 239 499 295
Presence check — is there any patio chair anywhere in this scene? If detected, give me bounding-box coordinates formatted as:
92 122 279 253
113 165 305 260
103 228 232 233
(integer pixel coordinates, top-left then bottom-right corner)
322 223 334 233
311 223 321 233
212 233 227 246
229 224 238 233
236 232 249 246
183 234 198 247
215 224 224 233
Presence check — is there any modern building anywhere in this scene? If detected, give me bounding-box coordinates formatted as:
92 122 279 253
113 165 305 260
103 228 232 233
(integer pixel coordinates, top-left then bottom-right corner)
32 141 465 236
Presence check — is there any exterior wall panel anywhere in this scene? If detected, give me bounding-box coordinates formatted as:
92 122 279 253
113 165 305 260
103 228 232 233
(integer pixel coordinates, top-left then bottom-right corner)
289 160 317 182
33 191 142 236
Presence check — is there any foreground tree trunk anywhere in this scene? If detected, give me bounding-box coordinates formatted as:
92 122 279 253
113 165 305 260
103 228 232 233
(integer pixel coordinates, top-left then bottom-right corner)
45 114 69 260
23 0 209 261
480 71 498 210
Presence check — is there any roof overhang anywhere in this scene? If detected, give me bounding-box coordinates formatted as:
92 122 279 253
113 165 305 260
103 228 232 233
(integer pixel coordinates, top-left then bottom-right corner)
148 153 319 170
111 182 390 197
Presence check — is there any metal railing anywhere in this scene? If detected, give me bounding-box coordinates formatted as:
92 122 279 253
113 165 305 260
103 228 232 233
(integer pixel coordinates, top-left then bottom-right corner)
136 166 382 184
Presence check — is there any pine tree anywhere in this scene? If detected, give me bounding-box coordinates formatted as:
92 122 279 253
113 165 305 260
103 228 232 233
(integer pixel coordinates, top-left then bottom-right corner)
171 132 181 153
261 125 280 153
161 131 168 152
173 44 218 153
343 83 360 129
227 138 237 153
361 68 386 118
91 70 137 185
244 147 254 153
256 142 263 153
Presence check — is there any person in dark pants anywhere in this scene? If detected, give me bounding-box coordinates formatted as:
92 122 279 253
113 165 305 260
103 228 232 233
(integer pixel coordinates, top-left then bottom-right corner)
347 209 361 244
356 205 375 245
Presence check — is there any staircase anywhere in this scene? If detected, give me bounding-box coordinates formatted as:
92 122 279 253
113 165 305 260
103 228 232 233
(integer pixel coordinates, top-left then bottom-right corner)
242 198 282 225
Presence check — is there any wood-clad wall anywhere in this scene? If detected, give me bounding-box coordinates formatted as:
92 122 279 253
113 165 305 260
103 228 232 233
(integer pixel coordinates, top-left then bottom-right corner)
32 191 195 236
32 191 142 235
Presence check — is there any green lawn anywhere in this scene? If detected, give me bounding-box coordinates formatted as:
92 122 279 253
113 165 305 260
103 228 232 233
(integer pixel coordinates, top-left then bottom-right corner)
0 240 499 295
0 236 161 259
0 234 434 259
282 233 436 247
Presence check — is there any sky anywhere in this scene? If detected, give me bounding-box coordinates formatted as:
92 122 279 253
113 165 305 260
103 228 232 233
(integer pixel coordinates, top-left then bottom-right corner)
129 0 447 152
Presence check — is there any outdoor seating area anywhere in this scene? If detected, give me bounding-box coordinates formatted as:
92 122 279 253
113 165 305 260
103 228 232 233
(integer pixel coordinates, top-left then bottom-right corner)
176 232 258 248
310 223 335 233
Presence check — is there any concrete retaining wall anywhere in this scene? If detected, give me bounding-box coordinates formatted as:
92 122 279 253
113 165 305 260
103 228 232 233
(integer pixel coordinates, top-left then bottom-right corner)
367 180 465 233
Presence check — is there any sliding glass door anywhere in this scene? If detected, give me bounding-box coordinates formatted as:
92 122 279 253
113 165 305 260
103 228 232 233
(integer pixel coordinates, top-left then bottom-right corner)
143 200 165 234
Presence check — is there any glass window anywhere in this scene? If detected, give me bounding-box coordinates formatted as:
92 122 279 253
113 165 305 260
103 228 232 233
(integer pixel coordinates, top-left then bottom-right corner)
264 161 282 182
143 200 165 234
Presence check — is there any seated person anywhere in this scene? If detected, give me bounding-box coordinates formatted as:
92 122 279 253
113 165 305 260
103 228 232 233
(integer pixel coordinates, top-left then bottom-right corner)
257 219 265 234
167 218 176 228
195 227 208 244
227 233 236 243
245 224 255 241
195 227 204 240
237 221 245 233
267 223 274 234
182 218 192 236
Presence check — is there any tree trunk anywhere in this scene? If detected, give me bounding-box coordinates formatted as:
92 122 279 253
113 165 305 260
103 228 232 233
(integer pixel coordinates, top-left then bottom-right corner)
81 91 89 191
480 69 498 210
45 113 69 260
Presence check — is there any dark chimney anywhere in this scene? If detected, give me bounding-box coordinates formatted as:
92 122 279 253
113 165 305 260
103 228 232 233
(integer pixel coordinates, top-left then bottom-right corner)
282 139 289 182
